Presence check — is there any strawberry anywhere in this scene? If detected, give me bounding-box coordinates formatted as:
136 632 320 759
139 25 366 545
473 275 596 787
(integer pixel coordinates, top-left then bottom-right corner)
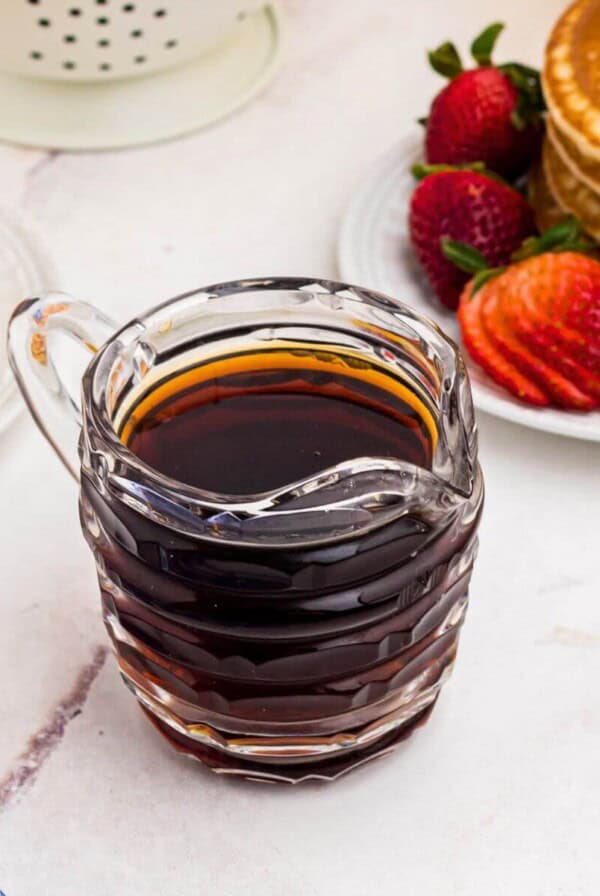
458 279 550 406
423 23 544 180
409 165 536 309
449 220 600 409
497 251 600 397
480 276 596 409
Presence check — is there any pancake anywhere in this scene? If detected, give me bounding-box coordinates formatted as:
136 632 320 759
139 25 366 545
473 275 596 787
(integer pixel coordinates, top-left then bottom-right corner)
547 114 600 192
542 0 600 161
527 156 569 233
542 132 600 239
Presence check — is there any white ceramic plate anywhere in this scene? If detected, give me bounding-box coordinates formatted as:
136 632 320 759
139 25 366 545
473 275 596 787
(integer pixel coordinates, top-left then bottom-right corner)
338 130 600 442
0 207 59 434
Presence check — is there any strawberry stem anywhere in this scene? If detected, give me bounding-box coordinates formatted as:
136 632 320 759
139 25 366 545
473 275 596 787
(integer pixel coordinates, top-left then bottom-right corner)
470 22 504 67
428 41 463 79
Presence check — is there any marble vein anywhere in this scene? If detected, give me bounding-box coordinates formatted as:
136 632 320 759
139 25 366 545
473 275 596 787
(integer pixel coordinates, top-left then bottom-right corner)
24 149 60 184
0 644 108 813
20 149 62 209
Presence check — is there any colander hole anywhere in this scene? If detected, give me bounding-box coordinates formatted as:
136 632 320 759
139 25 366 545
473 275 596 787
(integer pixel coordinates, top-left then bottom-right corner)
237 10 247 20
69 8 82 16
63 61 76 70
134 55 146 64
96 0 108 4
99 63 111 71
28 0 41 5
165 39 177 48
122 4 135 11
96 16 109 25
98 38 110 47
64 35 77 43
131 29 143 38
38 18 51 27
154 9 167 17
30 51 43 60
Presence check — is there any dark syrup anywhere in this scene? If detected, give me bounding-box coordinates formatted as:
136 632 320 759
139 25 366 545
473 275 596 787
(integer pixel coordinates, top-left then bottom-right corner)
82 348 478 776
125 358 433 493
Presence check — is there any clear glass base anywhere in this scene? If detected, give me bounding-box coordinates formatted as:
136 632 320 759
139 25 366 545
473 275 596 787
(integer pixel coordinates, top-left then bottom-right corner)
140 696 439 784
118 652 455 783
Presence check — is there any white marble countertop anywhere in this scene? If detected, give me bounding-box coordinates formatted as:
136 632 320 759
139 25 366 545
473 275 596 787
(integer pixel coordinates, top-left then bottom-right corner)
1 1 599 893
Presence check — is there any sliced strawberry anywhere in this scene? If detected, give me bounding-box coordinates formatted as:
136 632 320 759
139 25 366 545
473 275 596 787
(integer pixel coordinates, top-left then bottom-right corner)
508 305 600 378
480 278 597 410
457 282 550 406
453 237 600 410
513 320 600 399
500 254 600 382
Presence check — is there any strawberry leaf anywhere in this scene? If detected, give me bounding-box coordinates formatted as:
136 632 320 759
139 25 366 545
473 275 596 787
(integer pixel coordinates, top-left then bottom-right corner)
471 22 504 67
471 267 505 294
501 63 546 109
538 216 581 249
417 116 428 127
511 105 527 131
560 239 598 255
511 216 588 260
441 239 489 273
428 42 463 79
511 235 540 261
411 161 509 187
412 162 485 180
499 62 546 131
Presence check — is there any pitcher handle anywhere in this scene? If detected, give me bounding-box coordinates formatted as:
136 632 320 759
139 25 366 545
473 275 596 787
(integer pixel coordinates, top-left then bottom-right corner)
7 293 117 481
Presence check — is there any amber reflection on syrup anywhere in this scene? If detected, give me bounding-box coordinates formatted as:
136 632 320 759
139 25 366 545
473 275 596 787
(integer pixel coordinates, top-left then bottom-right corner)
122 344 437 493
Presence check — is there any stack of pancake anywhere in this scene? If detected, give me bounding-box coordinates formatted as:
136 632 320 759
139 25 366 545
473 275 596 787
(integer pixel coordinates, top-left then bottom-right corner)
531 0 600 238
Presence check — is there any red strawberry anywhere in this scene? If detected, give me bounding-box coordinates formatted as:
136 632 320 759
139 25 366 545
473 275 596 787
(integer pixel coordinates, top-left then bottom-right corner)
479 275 596 409
409 166 536 309
452 224 600 409
458 279 549 406
423 23 544 179
498 250 600 397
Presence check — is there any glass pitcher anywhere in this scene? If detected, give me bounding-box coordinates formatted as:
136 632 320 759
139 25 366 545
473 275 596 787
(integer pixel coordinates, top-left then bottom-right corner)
8 277 483 783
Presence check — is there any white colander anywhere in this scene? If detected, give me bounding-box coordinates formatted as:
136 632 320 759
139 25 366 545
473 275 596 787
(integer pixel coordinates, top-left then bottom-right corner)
0 1 282 149
2 0 265 82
